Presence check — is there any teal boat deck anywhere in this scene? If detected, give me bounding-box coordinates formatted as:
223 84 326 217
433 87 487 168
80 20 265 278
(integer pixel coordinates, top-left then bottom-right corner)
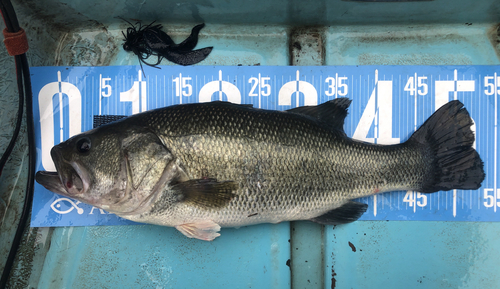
1 0 500 288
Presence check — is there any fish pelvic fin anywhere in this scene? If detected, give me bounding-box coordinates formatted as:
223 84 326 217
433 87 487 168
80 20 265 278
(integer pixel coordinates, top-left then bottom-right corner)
173 178 237 209
287 97 351 134
175 220 221 241
310 201 368 225
409 100 485 193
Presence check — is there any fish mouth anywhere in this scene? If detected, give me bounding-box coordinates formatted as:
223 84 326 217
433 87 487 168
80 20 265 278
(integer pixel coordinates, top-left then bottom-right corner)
35 146 89 197
35 171 68 196
35 166 86 197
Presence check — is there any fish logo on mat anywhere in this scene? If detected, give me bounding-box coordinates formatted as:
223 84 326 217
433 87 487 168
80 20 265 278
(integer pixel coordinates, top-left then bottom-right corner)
50 197 84 215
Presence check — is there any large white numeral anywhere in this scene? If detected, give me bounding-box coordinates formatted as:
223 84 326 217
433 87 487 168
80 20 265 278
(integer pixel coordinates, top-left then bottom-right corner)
353 70 399 144
278 70 317 107
435 70 476 150
120 70 147 114
38 71 82 171
435 70 475 109
199 70 241 104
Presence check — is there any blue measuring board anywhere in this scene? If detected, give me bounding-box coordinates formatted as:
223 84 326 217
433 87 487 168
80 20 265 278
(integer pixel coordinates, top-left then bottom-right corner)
30 65 499 227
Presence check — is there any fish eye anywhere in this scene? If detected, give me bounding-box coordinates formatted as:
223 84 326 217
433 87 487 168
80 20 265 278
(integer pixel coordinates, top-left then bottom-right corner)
76 137 91 153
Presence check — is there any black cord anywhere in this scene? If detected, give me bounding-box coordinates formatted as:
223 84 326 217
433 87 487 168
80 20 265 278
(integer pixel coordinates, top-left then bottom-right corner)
0 55 23 176
0 57 27 289
0 0 18 32
0 54 35 289
0 0 35 287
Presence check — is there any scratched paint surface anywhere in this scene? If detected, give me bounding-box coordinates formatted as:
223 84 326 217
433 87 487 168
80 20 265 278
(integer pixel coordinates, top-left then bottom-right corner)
30 65 499 227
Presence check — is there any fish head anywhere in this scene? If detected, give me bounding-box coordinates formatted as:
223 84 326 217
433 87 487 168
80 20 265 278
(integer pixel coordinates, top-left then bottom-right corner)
36 124 176 215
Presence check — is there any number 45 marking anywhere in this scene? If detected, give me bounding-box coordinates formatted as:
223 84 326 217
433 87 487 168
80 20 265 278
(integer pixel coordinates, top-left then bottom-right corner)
403 191 427 212
404 75 428 96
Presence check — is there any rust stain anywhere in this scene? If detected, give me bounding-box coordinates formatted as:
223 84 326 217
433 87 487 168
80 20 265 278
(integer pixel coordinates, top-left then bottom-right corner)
289 27 325 65
331 267 337 289
487 23 500 61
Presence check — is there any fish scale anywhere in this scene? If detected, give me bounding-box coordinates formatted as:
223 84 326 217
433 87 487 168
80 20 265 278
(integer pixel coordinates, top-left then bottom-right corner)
130 102 431 226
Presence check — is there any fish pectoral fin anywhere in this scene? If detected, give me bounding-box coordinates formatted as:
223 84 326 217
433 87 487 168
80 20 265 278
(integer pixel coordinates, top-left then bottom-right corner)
310 201 368 225
173 179 237 209
175 220 221 241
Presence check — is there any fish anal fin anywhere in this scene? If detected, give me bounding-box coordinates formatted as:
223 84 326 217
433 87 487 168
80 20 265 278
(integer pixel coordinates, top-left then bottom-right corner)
175 220 221 241
174 179 237 209
310 201 368 225
287 97 351 133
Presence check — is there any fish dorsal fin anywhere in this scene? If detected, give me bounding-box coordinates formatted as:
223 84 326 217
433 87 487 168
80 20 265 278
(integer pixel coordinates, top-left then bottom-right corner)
309 201 368 225
173 178 237 209
287 98 351 133
211 101 253 108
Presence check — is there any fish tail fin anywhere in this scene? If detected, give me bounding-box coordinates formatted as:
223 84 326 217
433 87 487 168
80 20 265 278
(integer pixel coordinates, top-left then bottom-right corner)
409 100 485 193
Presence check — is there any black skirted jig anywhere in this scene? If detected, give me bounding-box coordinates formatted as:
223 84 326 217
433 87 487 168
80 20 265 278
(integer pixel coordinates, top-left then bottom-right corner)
120 19 163 68
119 18 213 69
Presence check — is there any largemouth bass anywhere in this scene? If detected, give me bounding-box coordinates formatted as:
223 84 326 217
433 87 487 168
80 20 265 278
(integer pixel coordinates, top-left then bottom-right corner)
36 99 485 241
